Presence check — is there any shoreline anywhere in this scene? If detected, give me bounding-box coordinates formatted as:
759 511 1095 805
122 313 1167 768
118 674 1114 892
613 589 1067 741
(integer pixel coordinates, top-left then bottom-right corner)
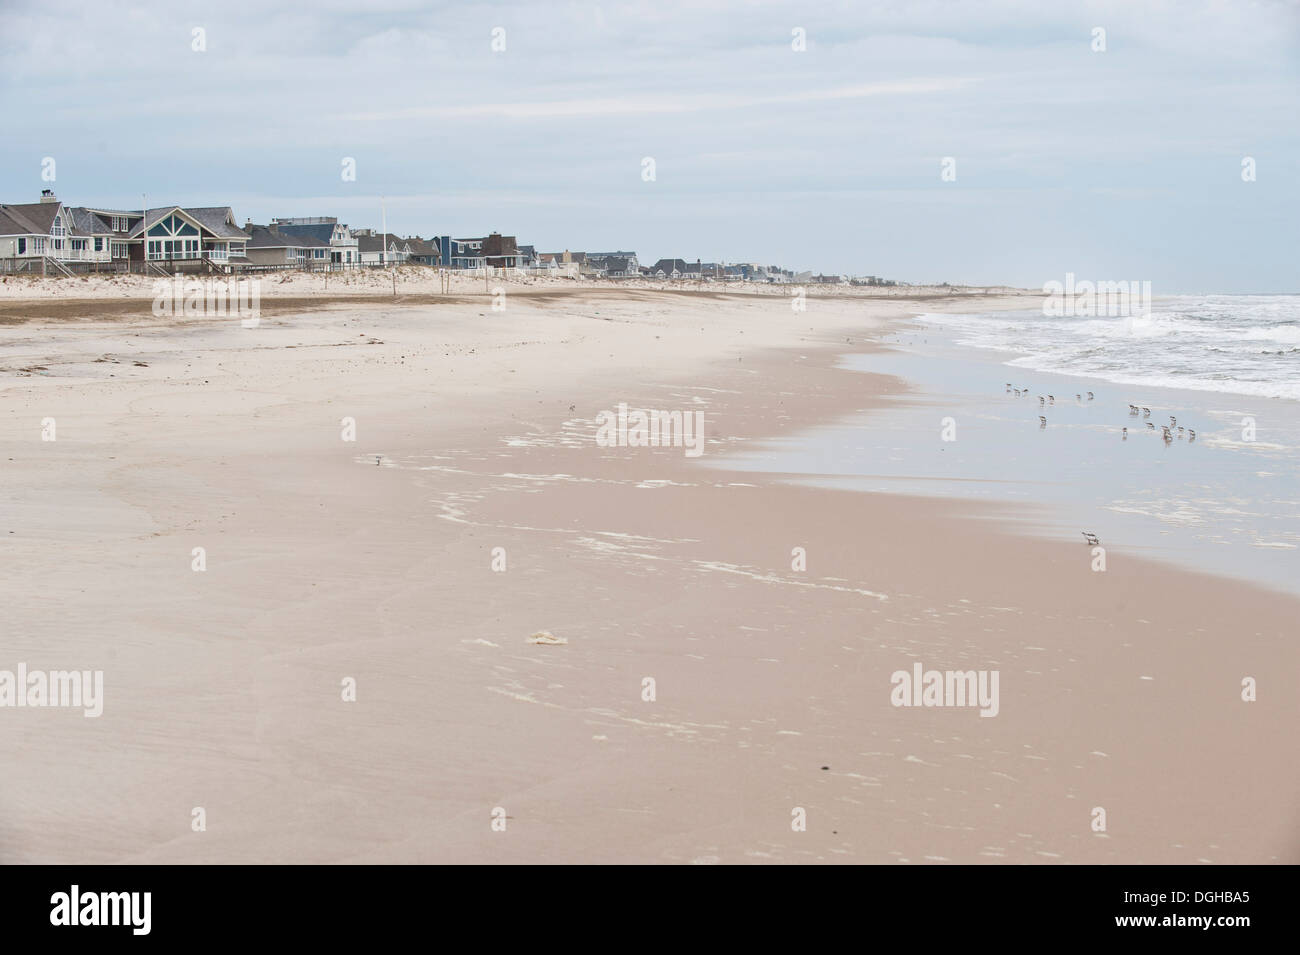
713 321 1300 599
1 287 1296 863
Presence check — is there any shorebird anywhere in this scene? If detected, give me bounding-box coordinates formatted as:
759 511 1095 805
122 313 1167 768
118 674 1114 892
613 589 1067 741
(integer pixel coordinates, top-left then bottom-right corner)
1048 395 1055 404
1082 531 1101 546
1162 427 1173 443
1142 407 1151 417
1075 393 1082 401
1039 416 1047 428
1170 416 1177 428
375 455 382 466
1147 422 1155 429
1039 396 1045 406
1129 404 1139 415
1122 427 1128 439
1087 392 1094 400
1178 426 1185 437
1005 383 1012 393
1014 388 1022 397
1189 429 1196 441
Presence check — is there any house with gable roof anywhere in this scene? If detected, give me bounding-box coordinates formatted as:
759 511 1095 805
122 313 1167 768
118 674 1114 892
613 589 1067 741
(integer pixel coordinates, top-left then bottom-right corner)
269 216 361 268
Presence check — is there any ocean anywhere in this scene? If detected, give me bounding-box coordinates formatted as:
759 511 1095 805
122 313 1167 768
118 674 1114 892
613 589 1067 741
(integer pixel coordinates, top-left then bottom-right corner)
922 295 1300 401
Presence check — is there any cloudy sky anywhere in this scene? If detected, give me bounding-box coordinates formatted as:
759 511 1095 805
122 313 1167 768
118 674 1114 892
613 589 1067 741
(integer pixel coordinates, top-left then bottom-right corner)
2 0 1296 290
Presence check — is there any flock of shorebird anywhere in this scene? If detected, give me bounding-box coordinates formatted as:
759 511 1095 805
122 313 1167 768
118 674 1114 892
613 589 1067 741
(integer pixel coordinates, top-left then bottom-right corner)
1004 383 1196 444
1001 383 1200 549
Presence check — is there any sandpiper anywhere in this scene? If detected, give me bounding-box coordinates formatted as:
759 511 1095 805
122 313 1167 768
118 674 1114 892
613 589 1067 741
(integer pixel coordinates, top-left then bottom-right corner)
1087 392 1094 400
1122 427 1128 439
1039 416 1047 428
1142 407 1151 417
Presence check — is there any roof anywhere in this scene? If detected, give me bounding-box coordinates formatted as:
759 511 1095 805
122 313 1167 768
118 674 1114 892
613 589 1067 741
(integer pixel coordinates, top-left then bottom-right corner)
403 237 437 256
652 258 690 273
66 207 113 236
271 222 339 244
590 255 630 272
129 206 249 239
246 224 330 249
186 207 249 238
482 233 518 256
0 201 61 237
357 235 416 253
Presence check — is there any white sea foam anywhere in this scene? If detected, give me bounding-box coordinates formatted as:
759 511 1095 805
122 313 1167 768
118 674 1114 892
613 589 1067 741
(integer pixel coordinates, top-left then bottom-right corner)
920 295 1300 400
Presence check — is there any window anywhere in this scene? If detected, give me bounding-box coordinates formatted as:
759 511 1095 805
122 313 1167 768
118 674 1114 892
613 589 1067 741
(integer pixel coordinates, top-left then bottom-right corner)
34 238 45 254
94 237 103 252
17 238 26 254
111 241 127 258
53 239 63 251
314 248 325 258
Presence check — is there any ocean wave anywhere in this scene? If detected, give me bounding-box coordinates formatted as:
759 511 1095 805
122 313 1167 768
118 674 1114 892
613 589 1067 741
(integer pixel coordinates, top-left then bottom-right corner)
916 297 1300 401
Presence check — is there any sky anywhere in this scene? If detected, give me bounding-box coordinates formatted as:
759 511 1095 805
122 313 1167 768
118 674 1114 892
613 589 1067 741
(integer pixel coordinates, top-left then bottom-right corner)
1 0 1297 291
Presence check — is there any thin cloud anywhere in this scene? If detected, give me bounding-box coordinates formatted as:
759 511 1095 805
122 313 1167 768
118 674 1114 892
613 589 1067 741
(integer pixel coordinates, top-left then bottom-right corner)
343 78 975 122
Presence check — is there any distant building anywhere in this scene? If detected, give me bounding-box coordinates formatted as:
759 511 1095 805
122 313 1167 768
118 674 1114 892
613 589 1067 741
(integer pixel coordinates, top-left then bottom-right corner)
402 237 440 266
0 192 110 267
587 254 636 278
588 250 639 274
481 232 520 268
357 234 414 266
651 258 689 279
269 216 360 267
433 236 485 269
244 223 332 267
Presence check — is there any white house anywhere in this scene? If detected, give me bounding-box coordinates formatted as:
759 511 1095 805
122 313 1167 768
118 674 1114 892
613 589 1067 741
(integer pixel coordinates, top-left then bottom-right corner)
0 191 112 267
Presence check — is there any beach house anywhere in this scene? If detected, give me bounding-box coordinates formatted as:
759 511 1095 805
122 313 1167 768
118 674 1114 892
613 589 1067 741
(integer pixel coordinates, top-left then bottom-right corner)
481 232 521 269
0 192 113 271
651 258 690 279
432 236 485 270
268 217 360 268
244 223 332 267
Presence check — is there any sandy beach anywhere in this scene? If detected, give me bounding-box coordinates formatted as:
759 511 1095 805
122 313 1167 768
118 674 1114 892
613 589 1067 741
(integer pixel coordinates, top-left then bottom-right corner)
1 279 1296 864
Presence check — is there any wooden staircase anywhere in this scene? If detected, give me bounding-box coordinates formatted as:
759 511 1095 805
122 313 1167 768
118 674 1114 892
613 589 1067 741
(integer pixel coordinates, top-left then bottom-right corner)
43 256 75 277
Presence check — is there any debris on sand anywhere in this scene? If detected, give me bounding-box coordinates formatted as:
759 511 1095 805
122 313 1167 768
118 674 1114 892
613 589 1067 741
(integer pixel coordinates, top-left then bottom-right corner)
527 631 567 645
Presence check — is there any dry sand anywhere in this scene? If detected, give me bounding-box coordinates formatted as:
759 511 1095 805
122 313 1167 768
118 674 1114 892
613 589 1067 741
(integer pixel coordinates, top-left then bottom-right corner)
1 280 1295 864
